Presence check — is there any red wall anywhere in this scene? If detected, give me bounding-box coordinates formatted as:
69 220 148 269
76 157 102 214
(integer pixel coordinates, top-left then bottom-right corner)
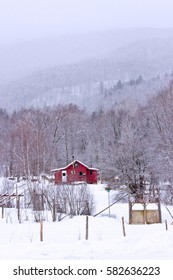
54 171 62 184
66 162 88 183
86 169 98 184
54 161 98 184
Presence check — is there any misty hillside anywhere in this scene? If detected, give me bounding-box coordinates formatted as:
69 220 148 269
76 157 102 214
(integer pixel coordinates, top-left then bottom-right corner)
1 28 173 112
2 28 170 83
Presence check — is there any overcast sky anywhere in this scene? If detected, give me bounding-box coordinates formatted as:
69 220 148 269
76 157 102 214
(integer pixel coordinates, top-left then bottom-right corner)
0 0 173 44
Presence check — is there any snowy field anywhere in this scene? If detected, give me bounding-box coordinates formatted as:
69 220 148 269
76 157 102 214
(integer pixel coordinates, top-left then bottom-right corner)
0 183 173 260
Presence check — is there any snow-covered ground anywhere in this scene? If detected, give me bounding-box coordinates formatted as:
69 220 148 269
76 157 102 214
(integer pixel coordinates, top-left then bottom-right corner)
0 183 173 260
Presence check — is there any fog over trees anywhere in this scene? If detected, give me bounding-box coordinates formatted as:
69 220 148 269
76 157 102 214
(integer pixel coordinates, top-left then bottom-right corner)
1 29 173 112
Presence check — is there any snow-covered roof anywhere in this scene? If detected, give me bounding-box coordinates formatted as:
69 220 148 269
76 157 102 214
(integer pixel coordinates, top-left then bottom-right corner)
52 159 99 172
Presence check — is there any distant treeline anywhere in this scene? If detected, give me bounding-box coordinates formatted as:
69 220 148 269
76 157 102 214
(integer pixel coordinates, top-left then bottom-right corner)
0 80 173 192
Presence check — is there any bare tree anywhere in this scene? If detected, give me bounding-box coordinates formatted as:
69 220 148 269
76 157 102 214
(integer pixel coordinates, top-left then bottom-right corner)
44 184 95 221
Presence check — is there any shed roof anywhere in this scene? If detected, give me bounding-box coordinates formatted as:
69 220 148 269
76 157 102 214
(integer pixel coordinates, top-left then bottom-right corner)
52 159 99 172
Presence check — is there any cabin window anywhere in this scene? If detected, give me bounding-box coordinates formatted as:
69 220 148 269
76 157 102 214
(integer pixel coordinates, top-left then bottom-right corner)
74 162 78 167
79 171 83 176
90 170 93 175
71 171 75 174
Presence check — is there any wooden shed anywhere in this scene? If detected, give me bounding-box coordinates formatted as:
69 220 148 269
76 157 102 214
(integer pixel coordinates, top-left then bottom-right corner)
129 187 162 224
52 160 99 185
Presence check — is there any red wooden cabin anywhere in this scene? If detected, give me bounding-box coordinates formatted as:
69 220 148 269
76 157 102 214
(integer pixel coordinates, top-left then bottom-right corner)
52 160 99 184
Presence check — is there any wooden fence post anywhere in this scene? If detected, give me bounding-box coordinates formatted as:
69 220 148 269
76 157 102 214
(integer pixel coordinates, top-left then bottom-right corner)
122 216 126 236
85 216 89 240
16 185 21 223
17 196 21 223
40 220 43 241
165 219 168 231
2 206 4 219
52 196 56 222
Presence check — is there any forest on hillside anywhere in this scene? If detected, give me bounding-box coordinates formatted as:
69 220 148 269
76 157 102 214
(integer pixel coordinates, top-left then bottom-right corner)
0 80 173 199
